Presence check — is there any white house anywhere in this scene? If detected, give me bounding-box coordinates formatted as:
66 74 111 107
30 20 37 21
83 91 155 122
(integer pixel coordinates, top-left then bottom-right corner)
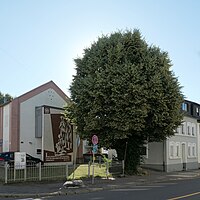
144 100 200 172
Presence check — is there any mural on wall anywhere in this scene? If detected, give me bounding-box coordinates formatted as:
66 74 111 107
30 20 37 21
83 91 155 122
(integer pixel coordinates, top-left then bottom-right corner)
43 107 73 162
55 116 73 155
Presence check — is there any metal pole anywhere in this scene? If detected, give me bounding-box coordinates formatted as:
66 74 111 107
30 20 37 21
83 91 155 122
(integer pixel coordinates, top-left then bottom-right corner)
124 141 128 163
123 141 128 174
24 166 27 181
88 161 91 177
92 152 95 184
122 160 125 177
106 161 109 179
39 162 42 181
5 162 8 184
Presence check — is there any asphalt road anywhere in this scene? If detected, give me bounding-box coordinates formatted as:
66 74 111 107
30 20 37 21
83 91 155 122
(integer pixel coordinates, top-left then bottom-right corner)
31 178 200 200
2 177 200 200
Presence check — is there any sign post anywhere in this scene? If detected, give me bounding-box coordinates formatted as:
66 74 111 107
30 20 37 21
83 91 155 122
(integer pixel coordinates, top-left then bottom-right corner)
14 152 26 181
91 135 98 184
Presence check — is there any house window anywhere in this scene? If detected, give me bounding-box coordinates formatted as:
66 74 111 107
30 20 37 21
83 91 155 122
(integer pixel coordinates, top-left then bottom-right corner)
192 145 195 157
187 143 196 158
182 103 188 111
175 127 180 135
191 123 196 136
191 144 196 157
175 143 180 157
181 122 186 134
187 122 191 135
188 126 190 135
192 127 194 136
196 107 199 116
37 149 42 155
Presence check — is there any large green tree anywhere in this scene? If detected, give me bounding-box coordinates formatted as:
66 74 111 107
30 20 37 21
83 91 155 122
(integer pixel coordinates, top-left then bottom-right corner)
0 92 13 105
68 29 184 173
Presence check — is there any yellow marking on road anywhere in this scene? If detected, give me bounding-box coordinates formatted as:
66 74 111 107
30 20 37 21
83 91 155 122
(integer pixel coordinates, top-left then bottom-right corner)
168 191 200 200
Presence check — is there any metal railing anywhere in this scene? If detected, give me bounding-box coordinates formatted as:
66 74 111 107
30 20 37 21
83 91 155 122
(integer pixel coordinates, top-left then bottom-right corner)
0 160 124 184
0 162 68 184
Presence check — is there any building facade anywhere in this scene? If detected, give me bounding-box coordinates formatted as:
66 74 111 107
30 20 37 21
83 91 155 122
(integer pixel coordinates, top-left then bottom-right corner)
0 81 78 165
144 100 200 172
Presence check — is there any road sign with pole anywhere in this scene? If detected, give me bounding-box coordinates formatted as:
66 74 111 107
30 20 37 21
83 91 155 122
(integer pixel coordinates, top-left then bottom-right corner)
91 135 98 184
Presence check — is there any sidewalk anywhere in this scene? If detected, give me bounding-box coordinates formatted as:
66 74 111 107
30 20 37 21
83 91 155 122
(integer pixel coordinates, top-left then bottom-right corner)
0 169 200 198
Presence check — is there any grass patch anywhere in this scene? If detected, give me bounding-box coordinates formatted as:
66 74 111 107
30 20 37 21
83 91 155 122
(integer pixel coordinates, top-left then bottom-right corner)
68 164 111 180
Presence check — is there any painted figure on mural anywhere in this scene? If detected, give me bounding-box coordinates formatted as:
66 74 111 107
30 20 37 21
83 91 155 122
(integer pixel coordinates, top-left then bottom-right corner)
55 116 73 155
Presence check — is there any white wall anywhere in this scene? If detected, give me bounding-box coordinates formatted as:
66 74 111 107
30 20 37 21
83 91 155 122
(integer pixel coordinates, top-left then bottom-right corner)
19 88 67 159
167 116 198 166
144 142 163 164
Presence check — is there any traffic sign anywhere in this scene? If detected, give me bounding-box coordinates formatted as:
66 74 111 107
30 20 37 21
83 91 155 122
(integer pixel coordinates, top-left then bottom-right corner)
92 135 98 145
92 144 98 154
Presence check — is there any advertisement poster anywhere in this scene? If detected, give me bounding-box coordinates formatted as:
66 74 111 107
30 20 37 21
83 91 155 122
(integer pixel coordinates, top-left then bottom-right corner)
14 152 26 169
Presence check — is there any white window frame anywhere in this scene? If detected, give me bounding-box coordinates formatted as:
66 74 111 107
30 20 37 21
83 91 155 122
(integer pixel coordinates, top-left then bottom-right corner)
175 142 180 158
192 143 196 157
191 123 196 136
187 122 191 135
181 122 186 135
188 143 196 158
188 143 191 157
169 142 180 159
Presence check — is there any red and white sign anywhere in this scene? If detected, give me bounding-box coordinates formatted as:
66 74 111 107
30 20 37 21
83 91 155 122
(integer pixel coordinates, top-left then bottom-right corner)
92 135 98 145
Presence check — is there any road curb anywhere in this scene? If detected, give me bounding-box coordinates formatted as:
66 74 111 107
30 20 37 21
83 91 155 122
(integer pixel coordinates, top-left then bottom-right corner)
0 191 60 198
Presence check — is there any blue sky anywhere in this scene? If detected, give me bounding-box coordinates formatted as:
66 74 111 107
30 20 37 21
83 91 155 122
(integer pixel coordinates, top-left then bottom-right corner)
1 0 200 102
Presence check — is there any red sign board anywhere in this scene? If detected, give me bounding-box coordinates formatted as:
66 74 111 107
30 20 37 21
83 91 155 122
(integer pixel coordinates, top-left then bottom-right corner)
92 135 98 145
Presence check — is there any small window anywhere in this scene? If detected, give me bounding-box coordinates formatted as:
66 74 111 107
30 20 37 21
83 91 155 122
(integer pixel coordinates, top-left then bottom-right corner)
37 149 42 155
188 126 190 135
192 146 195 157
196 107 199 116
187 122 191 135
175 127 179 134
175 143 180 157
182 103 188 111
181 124 185 134
192 127 195 136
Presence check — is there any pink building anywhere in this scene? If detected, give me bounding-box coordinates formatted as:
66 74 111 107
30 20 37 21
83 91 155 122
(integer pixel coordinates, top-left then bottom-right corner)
0 81 77 164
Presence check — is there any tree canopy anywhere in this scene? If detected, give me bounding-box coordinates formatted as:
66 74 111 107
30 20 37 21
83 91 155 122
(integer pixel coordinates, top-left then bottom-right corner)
68 29 184 172
0 92 13 105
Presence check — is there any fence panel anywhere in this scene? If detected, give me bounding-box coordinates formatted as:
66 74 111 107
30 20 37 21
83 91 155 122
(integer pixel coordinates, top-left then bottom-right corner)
1 162 68 184
0 160 123 184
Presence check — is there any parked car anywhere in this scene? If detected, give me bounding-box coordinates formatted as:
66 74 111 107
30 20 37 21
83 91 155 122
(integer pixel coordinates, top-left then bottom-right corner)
0 152 43 167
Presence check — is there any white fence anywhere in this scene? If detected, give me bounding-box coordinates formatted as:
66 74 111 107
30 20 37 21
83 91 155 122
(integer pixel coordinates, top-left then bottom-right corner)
0 160 124 184
0 162 68 184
